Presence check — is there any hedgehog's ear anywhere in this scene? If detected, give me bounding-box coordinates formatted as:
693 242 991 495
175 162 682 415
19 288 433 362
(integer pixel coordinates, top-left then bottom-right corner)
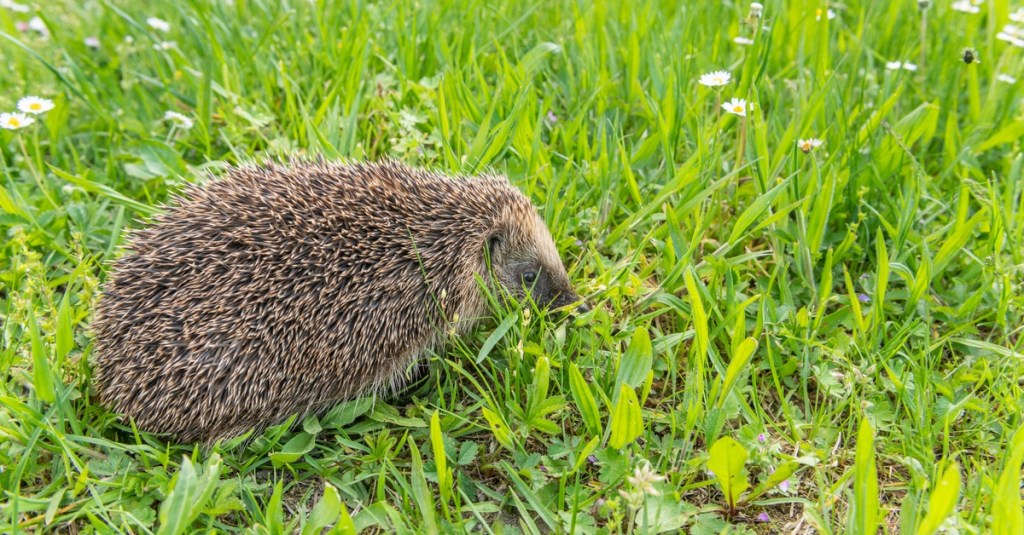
485 229 505 263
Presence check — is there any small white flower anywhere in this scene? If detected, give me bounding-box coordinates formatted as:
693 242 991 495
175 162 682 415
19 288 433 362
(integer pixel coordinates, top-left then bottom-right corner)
17 96 54 115
146 17 171 32
627 462 666 497
734 36 754 46
698 70 732 87
0 0 31 13
885 61 918 72
997 73 1018 84
951 1 980 14
27 16 47 36
998 25 1024 48
85 36 101 49
1011 8 1024 23
722 98 750 117
163 110 193 130
816 8 836 20
797 138 824 153
749 2 763 18
153 41 177 51
0 112 35 130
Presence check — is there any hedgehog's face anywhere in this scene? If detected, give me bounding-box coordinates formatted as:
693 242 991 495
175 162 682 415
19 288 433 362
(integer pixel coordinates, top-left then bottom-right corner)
486 217 584 312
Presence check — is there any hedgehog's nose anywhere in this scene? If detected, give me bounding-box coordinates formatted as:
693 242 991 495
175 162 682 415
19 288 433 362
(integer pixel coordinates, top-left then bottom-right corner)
574 301 591 314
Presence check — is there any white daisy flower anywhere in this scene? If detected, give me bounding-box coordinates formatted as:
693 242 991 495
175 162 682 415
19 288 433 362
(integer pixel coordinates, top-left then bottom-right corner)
27 16 47 36
797 138 824 153
734 36 755 46
886 61 918 72
0 112 35 130
749 2 764 18
997 73 1018 84
146 17 171 32
998 25 1024 48
153 41 177 51
722 98 750 117
85 36 101 49
1011 8 1024 23
163 110 193 130
17 96 54 115
0 0 31 13
816 8 836 20
952 1 980 13
698 70 732 87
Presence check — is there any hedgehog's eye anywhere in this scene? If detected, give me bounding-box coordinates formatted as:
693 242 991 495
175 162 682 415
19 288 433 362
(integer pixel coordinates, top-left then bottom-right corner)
523 271 538 285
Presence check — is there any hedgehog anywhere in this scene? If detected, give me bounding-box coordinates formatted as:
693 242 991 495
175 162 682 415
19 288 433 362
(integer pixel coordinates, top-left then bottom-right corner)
91 159 584 443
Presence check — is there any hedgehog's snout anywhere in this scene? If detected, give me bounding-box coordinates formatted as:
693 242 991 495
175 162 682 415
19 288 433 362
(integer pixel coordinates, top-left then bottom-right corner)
547 286 589 314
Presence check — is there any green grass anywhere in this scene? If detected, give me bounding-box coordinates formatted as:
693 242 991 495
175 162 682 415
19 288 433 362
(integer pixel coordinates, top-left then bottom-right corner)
1 0 1023 532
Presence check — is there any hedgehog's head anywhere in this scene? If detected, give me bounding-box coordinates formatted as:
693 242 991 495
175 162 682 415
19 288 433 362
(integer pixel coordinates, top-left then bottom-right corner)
485 212 586 313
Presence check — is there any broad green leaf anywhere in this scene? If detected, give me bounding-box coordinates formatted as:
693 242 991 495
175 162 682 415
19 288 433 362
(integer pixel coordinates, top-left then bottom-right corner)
429 410 452 507
331 502 356 535
568 363 602 437
908 254 931 312
481 407 514 450
874 228 889 330
915 463 961 535
608 384 643 449
843 265 866 336
707 436 749 510
157 454 223 535
304 483 342 535
614 327 653 403
572 436 601 474
269 432 315 467
527 356 551 416
408 439 439 535
992 424 1024 534
715 337 758 408
264 481 285 535
55 291 73 362
685 270 708 362
851 419 879 535
747 461 801 501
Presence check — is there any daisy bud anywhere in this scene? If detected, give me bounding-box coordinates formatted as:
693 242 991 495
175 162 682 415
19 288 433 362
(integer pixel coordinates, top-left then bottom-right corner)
961 48 979 65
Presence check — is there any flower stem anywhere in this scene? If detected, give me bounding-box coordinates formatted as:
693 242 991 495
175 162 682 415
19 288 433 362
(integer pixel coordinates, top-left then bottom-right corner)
736 115 747 170
18 134 57 209
919 8 927 76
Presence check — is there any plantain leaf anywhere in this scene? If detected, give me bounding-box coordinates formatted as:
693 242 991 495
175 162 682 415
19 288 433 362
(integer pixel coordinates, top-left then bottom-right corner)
608 384 643 449
481 407 514 450
707 436 749 510
851 419 879 535
568 363 602 437
915 463 961 535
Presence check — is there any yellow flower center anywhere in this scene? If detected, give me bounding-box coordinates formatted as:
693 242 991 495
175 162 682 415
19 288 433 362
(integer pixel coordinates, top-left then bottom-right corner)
733 105 743 112
29 103 41 110
8 118 20 127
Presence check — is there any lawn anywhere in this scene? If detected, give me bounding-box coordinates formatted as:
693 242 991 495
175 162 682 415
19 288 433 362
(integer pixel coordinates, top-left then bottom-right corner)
2 0 1023 533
